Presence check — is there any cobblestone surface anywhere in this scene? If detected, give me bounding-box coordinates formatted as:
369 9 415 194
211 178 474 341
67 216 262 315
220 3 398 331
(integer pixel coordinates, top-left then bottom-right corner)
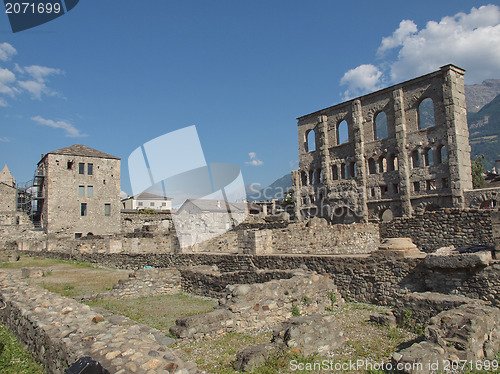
0 271 198 374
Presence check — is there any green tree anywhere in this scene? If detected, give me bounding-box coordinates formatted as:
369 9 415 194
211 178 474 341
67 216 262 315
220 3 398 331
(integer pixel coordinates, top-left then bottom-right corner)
472 155 485 189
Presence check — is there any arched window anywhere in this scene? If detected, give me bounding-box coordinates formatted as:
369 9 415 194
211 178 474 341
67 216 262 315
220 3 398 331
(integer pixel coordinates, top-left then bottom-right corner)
349 162 357 178
378 156 387 173
301 171 307 186
436 145 447 164
380 208 393 222
424 148 434 166
374 111 388 140
418 98 435 129
411 150 420 168
337 120 349 145
388 153 398 171
368 158 376 174
332 165 339 181
306 129 316 152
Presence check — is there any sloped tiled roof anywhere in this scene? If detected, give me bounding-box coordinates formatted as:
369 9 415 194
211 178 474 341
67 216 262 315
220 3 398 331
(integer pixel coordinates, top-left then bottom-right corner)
47 144 120 160
135 192 172 200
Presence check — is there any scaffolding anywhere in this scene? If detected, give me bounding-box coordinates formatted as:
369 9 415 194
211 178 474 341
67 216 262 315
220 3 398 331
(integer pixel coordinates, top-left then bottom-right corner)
16 167 45 229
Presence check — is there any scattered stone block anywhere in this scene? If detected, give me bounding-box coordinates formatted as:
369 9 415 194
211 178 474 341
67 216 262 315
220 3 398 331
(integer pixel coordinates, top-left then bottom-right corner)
423 251 492 269
272 313 345 356
21 267 44 278
369 312 397 329
233 343 273 372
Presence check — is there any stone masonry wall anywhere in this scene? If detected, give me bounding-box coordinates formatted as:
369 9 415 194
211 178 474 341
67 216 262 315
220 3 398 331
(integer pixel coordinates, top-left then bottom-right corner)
17 250 500 308
380 209 493 252
0 271 197 374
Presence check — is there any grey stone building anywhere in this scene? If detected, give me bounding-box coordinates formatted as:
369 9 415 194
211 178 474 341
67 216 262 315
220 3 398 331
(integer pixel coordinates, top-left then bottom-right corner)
0 165 17 212
292 65 472 223
36 145 121 238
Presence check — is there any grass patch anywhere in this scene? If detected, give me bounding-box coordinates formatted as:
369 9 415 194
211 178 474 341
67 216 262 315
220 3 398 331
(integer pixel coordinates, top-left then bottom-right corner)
88 293 217 334
0 323 46 374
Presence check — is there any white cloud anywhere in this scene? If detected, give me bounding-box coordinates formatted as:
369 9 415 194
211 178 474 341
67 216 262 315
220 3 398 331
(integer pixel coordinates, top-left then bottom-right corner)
340 64 384 100
16 65 62 99
0 136 10 142
245 152 263 166
377 20 418 56
0 43 16 62
0 68 17 97
389 5 500 83
31 116 87 138
340 5 500 98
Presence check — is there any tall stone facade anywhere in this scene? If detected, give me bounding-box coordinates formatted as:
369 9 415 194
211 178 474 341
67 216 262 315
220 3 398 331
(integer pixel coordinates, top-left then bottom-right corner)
293 65 473 223
36 145 121 238
0 165 17 212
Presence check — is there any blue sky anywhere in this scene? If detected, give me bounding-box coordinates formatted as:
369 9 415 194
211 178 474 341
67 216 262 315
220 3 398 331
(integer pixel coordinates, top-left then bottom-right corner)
1 1 500 194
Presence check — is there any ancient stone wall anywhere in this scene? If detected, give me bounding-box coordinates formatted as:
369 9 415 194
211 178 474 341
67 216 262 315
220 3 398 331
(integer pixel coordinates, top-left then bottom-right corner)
121 212 173 234
0 182 17 211
380 209 493 252
0 271 197 374
293 65 472 223
17 251 500 308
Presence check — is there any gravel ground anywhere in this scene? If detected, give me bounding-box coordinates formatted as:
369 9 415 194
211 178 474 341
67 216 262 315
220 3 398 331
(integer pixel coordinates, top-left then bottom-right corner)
172 302 419 374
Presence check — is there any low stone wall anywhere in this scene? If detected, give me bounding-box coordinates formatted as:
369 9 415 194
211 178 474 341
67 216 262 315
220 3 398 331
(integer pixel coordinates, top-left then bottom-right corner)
15 250 500 308
180 268 295 299
380 209 494 252
0 271 197 374
121 211 173 234
81 268 182 301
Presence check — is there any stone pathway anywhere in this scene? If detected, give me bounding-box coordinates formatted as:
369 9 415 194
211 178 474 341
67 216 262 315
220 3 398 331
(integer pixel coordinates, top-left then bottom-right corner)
0 271 198 374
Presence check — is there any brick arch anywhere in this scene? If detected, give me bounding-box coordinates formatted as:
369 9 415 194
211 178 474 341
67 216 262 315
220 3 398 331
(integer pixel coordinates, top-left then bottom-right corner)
415 200 442 214
469 191 499 209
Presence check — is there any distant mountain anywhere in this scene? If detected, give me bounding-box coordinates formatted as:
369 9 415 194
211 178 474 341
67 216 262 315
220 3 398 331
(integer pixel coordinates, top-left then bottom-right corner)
468 93 500 169
246 173 292 201
466 79 500 113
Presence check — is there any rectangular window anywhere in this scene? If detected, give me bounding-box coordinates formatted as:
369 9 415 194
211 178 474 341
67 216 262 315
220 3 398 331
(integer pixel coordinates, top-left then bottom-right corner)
81 203 87 216
67 161 73 170
427 180 436 191
381 185 388 195
150 202 155 207
371 188 376 197
79 163 85 175
413 181 420 192
88 163 93 175
87 185 93 197
393 183 399 194
74 233 82 239
78 185 85 196
104 203 111 216
162 202 166 206
138 202 143 206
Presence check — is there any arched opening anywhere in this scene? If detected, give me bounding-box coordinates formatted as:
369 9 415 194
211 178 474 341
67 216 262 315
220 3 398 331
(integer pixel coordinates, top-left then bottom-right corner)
368 158 376 174
337 120 349 145
306 129 316 152
435 145 447 164
301 171 307 186
424 148 434 166
480 199 497 209
378 156 387 173
340 163 346 179
411 150 420 168
318 168 323 184
425 204 440 212
332 165 339 181
374 111 388 140
388 153 398 171
349 162 357 178
308 170 314 185
418 98 435 129
380 208 393 222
